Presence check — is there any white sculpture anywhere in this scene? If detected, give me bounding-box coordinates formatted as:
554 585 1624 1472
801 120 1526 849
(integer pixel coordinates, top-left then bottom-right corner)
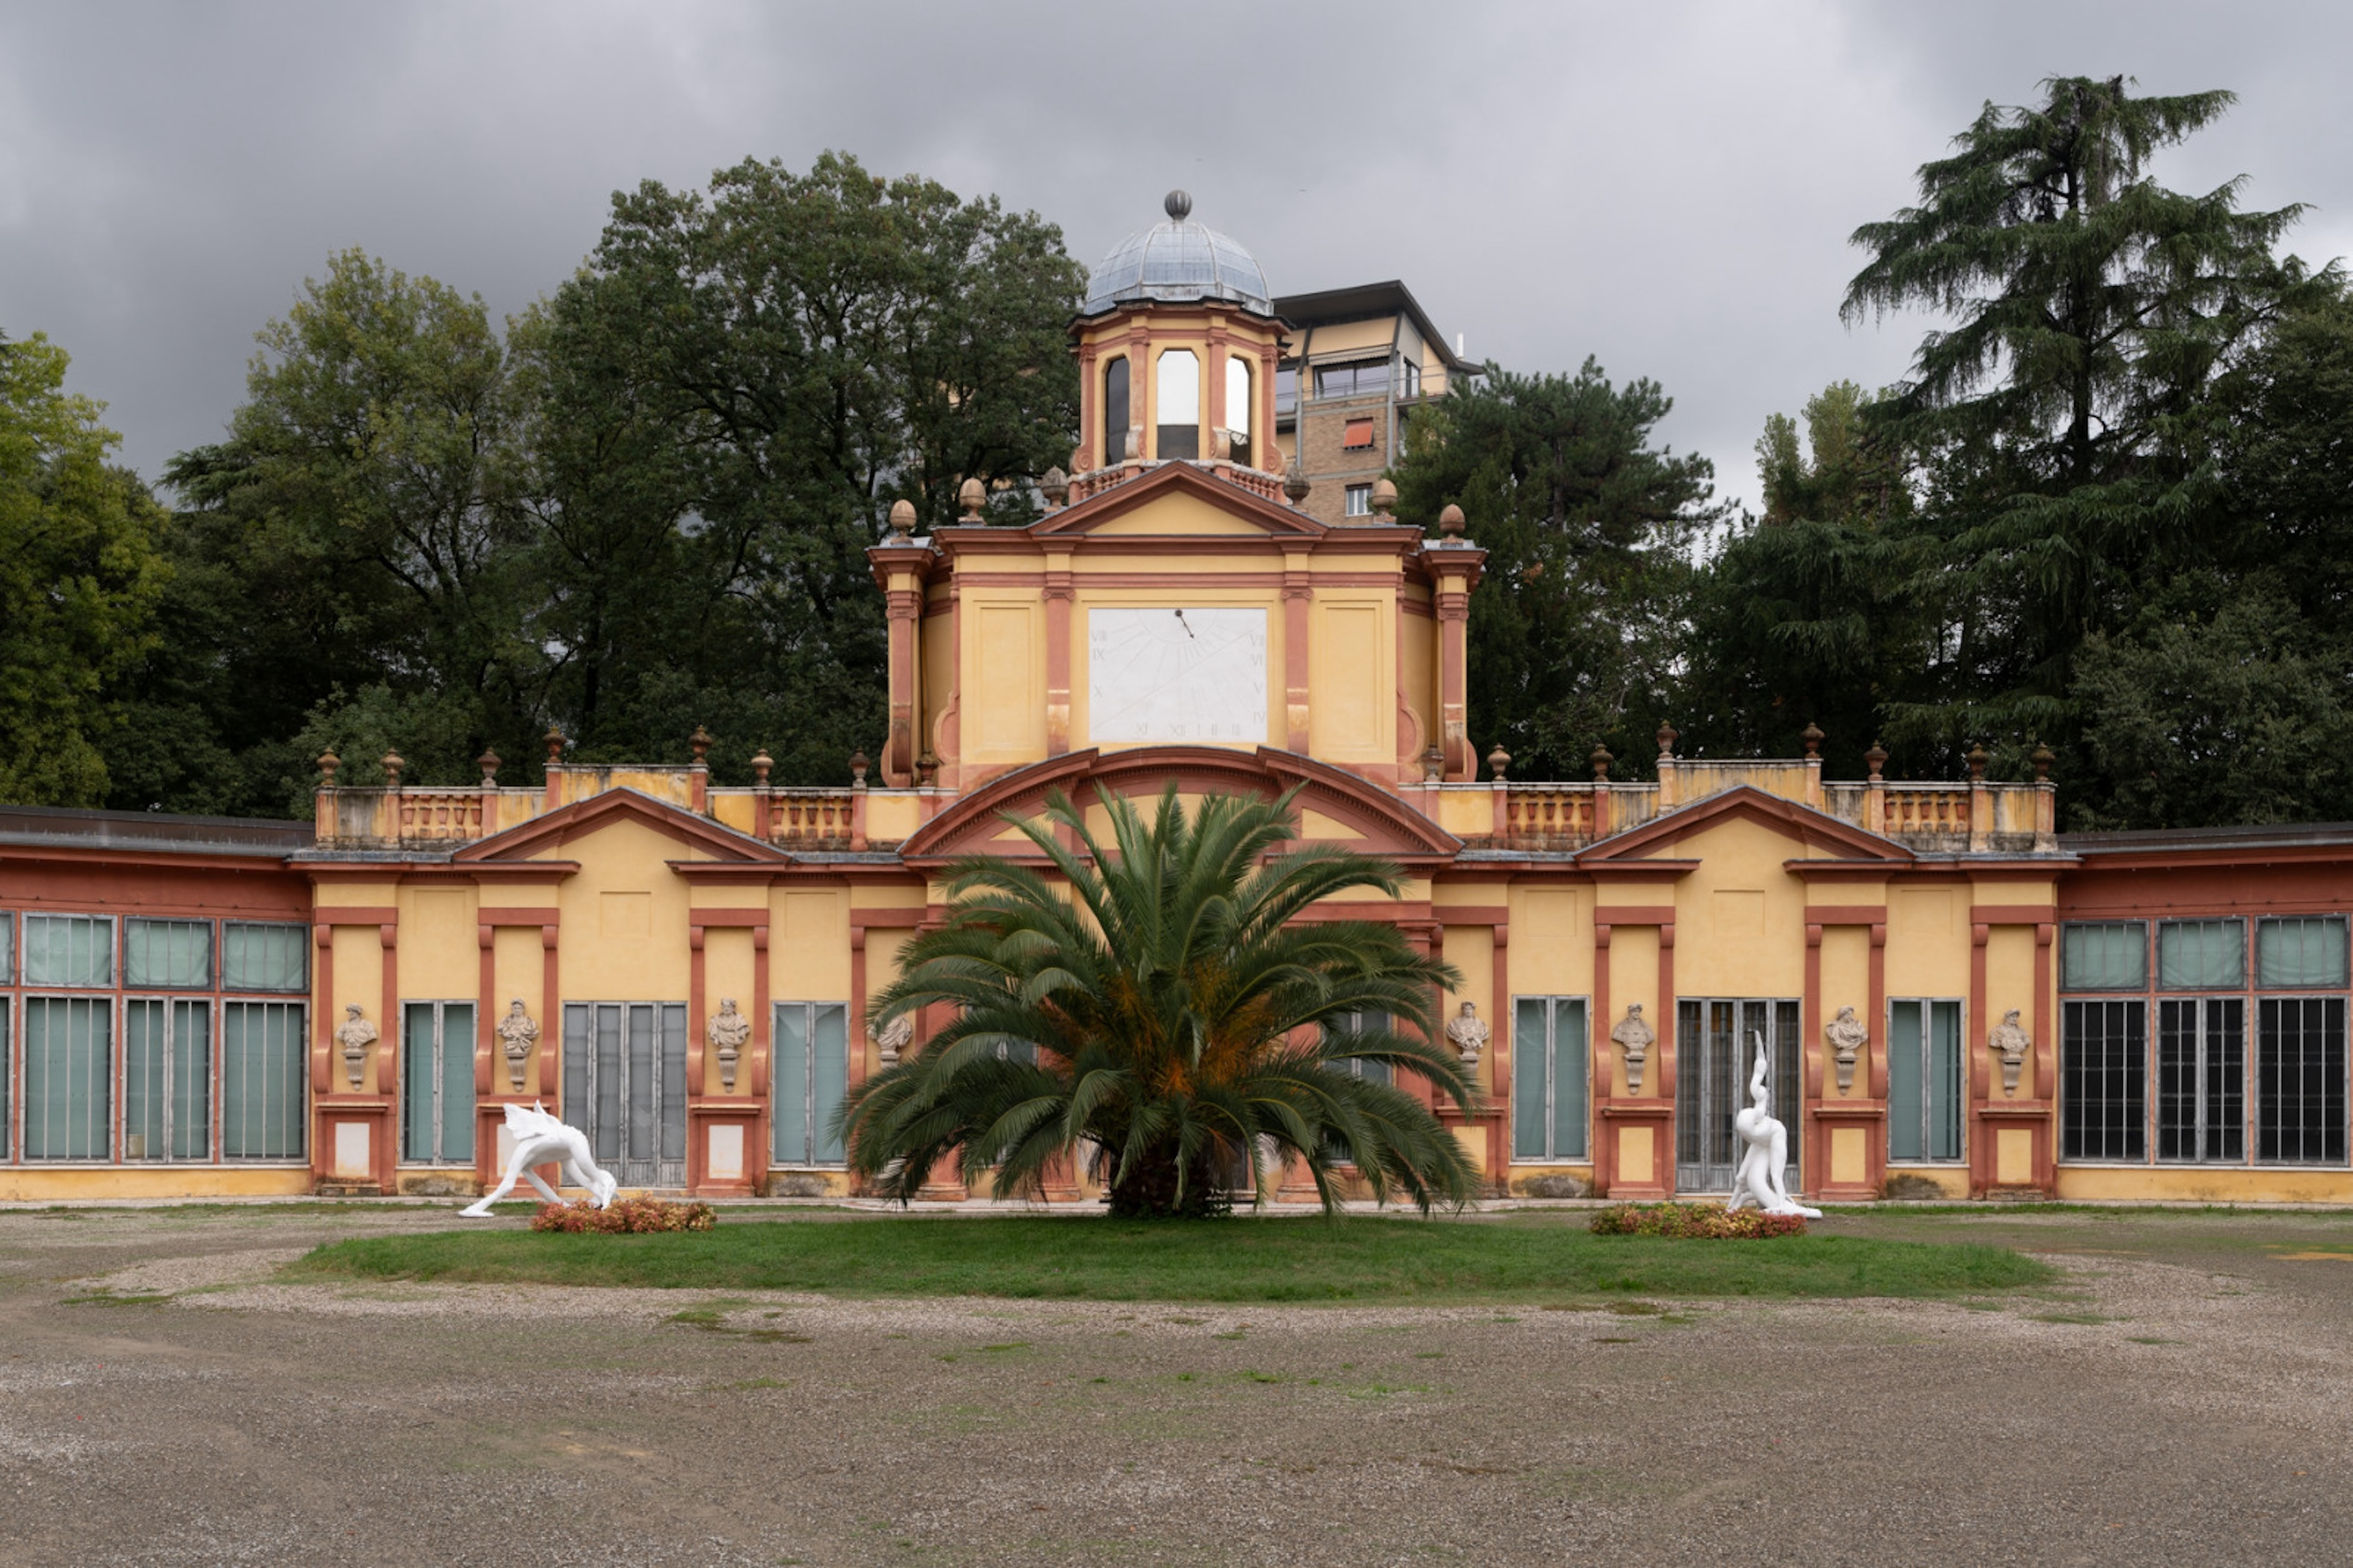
1825 1005 1868 1094
495 999 540 1091
1610 1003 1655 1094
872 1012 913 1067
1727 1035 1821 1220
459 1101 619 1217
1989 1008 2031 1095
1444 1001 1490 1067
707 998 750 1091
335 1004 378 1089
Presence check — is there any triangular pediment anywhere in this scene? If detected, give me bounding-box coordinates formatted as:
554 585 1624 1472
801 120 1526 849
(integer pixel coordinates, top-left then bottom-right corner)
1576 784 1912 866
1027 462 1327 539
900 746 1461 867
452 787 786 864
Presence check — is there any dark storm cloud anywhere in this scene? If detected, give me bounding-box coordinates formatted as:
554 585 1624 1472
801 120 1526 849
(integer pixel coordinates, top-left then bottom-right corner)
4 0 2347 508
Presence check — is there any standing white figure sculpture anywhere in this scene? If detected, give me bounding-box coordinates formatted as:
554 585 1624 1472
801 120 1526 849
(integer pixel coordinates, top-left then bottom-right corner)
459 1102 619 1217
1727 1034 1822 1219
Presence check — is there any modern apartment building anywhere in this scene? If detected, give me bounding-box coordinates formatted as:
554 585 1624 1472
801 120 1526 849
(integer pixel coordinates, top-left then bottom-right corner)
1268 280 1478 527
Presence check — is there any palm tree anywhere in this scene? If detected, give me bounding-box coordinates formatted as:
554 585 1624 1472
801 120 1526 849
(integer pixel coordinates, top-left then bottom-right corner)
838 784 1478 1217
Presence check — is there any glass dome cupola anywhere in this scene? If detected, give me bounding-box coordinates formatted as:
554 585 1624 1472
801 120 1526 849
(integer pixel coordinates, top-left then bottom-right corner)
1081 191 1274 317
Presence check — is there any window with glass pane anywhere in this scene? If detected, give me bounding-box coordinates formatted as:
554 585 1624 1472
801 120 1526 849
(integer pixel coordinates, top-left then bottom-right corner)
2157 998 2243 1161
2062 1000 2145 1160
1274 364 1298 416
2061 923 2145 991
2157 920 2244 989
1345 484 1372 517
2258 996 2347 1163
2258 917 2350 989
222 1001 305 1159
1511 996 1589 1161
1888 1000 1963 1162
25 996 110 1159
1103 356 1130 462
224 923 308 992
0 910 13 983
1226 356 1252 469
1155 349 1199 460
1328 1010 1393 1087
772 1002 849 1165
1315 360 1389 399
23 914 113 987
125 998 211 1161
126 918 212 989
0 997 11 1158
401 1002 477 1164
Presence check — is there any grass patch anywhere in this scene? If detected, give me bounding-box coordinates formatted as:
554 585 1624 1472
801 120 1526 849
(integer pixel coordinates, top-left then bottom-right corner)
286 1213 2051 1304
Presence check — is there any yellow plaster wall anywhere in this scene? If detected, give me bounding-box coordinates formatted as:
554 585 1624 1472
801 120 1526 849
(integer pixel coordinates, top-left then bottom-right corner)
710 794 758 835
400 885 478 1000
862 926 912 1079
1435 788 1495 838
1399 606 1435 760
332 925 387 1094
1440 922 1495 1095
1886 884 1971 999
921 599 954 758
773 888 851 1002
966 597 1046 762
1601 919 1656 1098
1819 925 1872 1098
865 793 921 843
702 926 758 1096
556 818 693 1002
1984 926 2037 1093
0 1168 313 1201
492 925 549 1096
1667 819 1806 999
1305 318 1396 356
1310 598 1392 762
2055 1166 2353 1204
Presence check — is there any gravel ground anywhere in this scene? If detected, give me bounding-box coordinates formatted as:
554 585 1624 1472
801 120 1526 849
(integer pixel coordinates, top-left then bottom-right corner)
4 1203 2353 1567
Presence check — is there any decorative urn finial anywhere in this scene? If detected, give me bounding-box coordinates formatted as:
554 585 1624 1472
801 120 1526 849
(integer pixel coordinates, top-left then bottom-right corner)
1487 743 1511 782
689 724 714 765
1370 478 1397 520
317 750 340 787
1041 465 1070 509
1438 503 1465 538
1591 744 1613 782
886 498 916 539
544 725 565 765
1800 723 1824 760
1865 741 1888 782
1967 743 1989 782
751 749 773 787
477 748 501 786
381 749 405 788
1655 722 1679 760
957 477 986 521
2031 743 2054 782
849 749 870 789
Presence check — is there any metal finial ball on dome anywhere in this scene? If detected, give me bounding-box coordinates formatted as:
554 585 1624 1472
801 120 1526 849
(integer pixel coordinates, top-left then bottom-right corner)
1164 189 1192 221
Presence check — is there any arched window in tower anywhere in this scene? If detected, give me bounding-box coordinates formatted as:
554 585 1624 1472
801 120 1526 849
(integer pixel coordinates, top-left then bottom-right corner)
1156 349 1199 460
1103 356 1130 464
1226 356 1252 469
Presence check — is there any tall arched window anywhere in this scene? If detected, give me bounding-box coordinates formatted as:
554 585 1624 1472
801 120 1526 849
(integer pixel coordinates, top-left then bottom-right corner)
1226 355 1253 469
1155 349 1199 460
1103 356 1130 463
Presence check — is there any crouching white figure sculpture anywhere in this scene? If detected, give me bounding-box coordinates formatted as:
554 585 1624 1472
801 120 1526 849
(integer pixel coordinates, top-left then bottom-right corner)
1727 1035 1822 1220
459 1102 619 1217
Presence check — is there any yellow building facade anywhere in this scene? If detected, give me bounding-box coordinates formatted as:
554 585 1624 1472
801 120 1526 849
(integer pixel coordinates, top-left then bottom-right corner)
4 198 2350 1205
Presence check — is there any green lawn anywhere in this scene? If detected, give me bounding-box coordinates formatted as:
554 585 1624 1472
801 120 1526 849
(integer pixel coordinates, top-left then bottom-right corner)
289 1214 2050 1303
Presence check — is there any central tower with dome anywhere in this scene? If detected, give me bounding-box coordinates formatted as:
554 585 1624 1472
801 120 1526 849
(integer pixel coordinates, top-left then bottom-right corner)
1069 191 1291 480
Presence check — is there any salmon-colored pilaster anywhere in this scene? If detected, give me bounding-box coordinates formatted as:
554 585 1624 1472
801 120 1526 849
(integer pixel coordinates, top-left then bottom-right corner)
883 582 922 786
1656 921 1677 1196
1968 921 1991 1195
1802 923 1823 1196
376 923 399 1193
688 924 707 1088
540 926 559 1110
474 923 495 1098
1283 564 1312 753
1434 567 1473 780
1867 923 1886 1101
311 923 335 1095
1591 921 1612 1193
1044 574 1074 755
1488 922 1510 1181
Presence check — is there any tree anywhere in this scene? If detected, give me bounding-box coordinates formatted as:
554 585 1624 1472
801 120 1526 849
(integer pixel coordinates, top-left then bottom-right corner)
1842 74 2336 761
138 251 537 813
840 786 1476 1218
1680 383 1931 774
530 150 1085 781
0 333 169 806
1390 361 1724 779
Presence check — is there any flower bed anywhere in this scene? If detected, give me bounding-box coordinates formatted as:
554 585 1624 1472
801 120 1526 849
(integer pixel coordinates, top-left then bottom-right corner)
532 1197 717 1234
1588 1202 1807 1240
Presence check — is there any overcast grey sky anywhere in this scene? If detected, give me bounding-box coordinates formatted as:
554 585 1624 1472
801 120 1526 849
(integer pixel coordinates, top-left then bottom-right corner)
4 1 2347 512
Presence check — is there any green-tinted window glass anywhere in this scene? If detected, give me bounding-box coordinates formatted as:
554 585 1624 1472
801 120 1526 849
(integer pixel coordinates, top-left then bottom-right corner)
1550 999 1589 1161
2257 917 2350 989
1 912 13 983
127 918 212 989
23 914 112 987
124 999 210 1161
222 1002 304 1159
2159 920 2244 989
224 923 307 992
0 997 9 1159
773 1004 808 1163
1888 1002 1923 1161
1928 1000 1963 1161
1511 998 1548 1159
2062 923 2145 991
814 1004 848 1163
25 996 109 1159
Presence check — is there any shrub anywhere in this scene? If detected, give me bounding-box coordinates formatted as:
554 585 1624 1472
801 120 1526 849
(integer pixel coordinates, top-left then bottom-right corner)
1588 1202 1806 1240
532 1197 717 1234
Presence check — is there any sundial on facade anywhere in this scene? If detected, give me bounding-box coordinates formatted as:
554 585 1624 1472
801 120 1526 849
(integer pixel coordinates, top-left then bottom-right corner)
1086 606 1267 744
